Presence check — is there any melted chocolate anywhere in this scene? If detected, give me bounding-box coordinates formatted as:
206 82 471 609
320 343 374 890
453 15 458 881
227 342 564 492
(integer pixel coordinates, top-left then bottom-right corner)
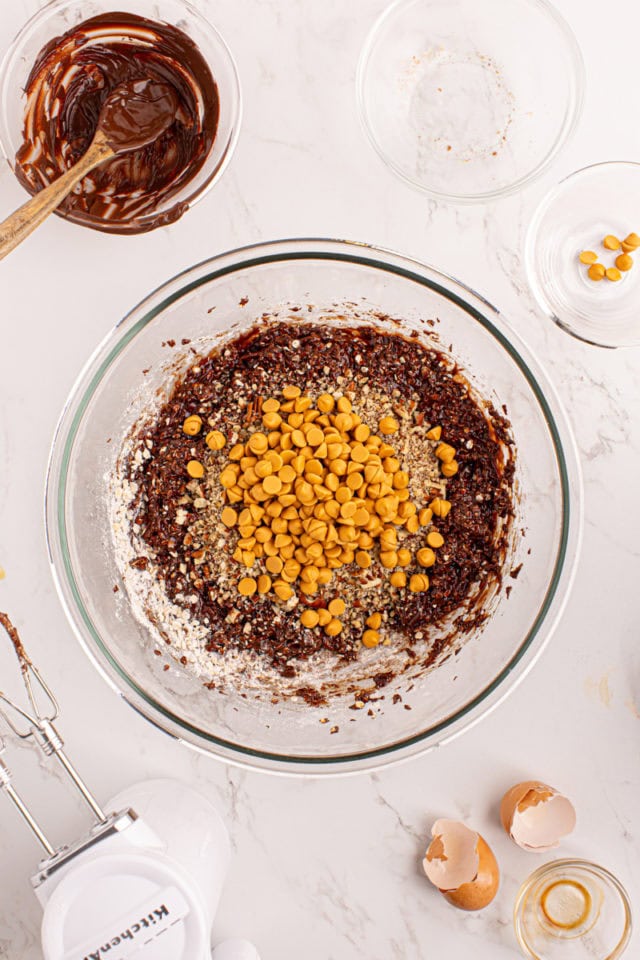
15 13 220 233
0 611 31 674
98 79 178 153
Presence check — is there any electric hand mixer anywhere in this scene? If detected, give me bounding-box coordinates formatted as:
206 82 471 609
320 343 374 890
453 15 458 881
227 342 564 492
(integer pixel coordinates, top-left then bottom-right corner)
0 612 260 960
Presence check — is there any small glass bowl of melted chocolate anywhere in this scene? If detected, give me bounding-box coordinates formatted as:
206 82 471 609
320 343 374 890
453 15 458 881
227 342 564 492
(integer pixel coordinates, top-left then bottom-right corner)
0 0 241 234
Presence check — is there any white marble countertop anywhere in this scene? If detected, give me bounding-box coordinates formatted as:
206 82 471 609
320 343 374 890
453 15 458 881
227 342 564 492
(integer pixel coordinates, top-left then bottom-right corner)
1 1 639 957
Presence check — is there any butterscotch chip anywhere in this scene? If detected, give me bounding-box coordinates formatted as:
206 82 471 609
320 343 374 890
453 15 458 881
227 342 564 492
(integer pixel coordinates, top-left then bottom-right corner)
350 443 369 464
282 385 301 399
325 618 343 636
426 425 441 441
417 547 436 567
362 629 379 647
378 416 399 435
262 398 280 413
273 580 294 600
262 412 282 430
182 414 203 436
334 412 353 432
366 613 382 629
316 393 335 413
587 263 605 281
379 528 397 549
264 450 283 468
300 609 320 628
353 423 371 442
306 427 324 447
340 501 357 519
615 253 633 272
389 571 406 588
328 598 346 617
300 565 319 583
380 550 398 569
257 574 272 594
353 508 370 526
266 555 283 574
435 442 456 463
248 433 269 454
409 574 429 592
262 475 282 496
427 531 444 548
221 507 238 528
205 429 226 450
187 460 205 479
238 577 257 596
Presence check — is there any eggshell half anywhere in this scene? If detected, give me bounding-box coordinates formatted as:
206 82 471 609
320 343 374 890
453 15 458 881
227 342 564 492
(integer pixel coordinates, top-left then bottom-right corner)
422 819 500 911
500 780 576 851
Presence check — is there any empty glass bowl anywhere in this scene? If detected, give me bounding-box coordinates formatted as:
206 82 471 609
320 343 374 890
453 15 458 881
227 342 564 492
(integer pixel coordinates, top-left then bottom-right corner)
357 0 584 202
45 239 582 775
525 162 640 348
0 0 241 234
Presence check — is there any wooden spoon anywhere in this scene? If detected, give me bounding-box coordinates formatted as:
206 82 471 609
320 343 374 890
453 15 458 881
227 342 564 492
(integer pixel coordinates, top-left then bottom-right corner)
0 78 178 260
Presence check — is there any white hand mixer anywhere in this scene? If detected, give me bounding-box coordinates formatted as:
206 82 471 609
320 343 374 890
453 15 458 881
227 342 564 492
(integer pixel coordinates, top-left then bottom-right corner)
0 612 260 960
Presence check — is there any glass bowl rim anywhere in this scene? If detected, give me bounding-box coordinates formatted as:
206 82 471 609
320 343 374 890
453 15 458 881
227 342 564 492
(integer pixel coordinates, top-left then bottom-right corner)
45 238 583 775
514 858 633 960
524 160 640 349
0 0 242 229
355 0 585 203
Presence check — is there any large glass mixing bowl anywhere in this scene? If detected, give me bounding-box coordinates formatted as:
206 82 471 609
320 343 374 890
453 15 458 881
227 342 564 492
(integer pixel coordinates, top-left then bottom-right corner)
45 240 582 775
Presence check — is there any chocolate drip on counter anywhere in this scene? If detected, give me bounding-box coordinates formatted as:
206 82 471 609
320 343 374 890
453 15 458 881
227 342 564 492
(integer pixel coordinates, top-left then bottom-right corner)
15 13 219 233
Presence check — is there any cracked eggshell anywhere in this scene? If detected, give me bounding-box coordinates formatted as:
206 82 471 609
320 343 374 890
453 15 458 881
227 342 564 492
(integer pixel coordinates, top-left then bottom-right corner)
422 819 500 911
500 780 576 851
